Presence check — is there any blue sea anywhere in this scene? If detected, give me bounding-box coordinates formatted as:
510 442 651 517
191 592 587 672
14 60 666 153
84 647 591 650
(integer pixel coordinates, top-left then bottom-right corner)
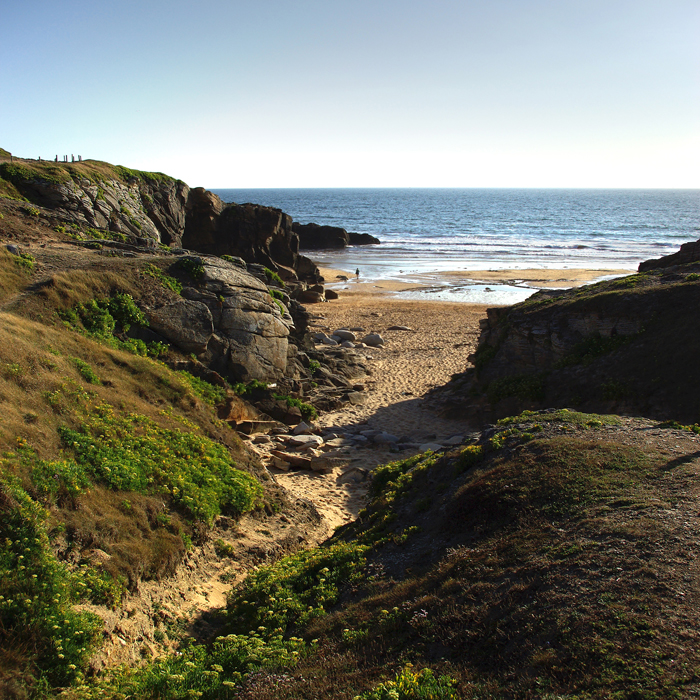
212 189 699 304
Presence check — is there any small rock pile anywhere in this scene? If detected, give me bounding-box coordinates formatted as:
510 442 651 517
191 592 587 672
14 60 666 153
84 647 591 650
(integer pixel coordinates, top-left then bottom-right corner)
311 327 385 349
236 415 470 477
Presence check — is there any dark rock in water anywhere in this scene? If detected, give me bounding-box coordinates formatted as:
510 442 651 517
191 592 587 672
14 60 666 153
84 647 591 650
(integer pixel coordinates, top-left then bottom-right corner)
293 222 349 249
348 231 380 245
293 223 381 249
639 239 700 271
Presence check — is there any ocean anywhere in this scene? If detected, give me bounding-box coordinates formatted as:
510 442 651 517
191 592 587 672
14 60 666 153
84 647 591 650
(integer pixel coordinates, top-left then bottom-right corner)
211 188 699 304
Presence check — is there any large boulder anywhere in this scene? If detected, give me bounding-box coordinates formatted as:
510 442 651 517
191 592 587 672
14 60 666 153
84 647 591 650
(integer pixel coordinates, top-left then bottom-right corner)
146 299 213 355
182 189 322 284
144 257 292 382
348 232 380 245
293 222 349 249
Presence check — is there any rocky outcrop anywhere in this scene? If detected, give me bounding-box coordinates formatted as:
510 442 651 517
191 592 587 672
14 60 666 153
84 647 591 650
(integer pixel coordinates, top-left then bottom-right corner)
349 231 380 245
142 256 291 382
293 222 380 249
293 223 349 249
639 239 700 271
0 162 189 245
430 256 700 425
0 158 325 284
183 189 322 284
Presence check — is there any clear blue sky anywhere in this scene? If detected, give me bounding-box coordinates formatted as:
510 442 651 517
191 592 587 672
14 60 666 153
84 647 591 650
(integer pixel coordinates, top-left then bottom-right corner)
1 0 698 188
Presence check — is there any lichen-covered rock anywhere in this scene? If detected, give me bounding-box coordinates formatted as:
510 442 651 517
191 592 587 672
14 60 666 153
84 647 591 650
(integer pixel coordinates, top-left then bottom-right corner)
175 257 291 382
3 167 189 244
145 298 213 354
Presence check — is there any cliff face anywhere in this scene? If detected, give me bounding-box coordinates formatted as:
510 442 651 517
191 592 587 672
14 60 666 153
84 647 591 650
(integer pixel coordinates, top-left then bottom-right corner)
432 248 700 425
0 155 321 283
0 161 190 245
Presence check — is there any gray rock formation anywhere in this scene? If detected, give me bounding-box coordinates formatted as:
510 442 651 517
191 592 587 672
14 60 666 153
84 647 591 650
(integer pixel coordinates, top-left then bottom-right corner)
2 168 189 244
143 256 291 382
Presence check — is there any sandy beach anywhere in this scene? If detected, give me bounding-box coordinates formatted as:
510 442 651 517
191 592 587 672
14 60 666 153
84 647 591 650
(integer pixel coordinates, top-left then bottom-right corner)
319 265 633 293
272 266 634 534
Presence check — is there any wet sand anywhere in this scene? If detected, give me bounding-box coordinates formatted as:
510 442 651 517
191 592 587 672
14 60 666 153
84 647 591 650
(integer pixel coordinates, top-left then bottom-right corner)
319 266 633 293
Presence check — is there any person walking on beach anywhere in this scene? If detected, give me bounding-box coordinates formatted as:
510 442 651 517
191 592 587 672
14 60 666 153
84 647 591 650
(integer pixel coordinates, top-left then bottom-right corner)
355 268 360 280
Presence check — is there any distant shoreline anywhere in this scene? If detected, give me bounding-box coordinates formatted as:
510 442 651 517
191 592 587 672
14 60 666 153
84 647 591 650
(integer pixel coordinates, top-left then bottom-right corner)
317 265 634 304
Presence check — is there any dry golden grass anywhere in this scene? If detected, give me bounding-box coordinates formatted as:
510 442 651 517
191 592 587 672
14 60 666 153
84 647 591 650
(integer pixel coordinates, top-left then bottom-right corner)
0 310 248 458
34 269 134 312
0 248 32 302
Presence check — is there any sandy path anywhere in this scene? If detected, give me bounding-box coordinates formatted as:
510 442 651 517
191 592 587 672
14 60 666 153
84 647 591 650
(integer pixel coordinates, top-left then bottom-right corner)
273 296 490 534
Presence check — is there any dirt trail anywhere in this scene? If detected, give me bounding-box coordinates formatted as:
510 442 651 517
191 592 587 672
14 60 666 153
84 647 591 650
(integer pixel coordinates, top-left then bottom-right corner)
268 296 490 532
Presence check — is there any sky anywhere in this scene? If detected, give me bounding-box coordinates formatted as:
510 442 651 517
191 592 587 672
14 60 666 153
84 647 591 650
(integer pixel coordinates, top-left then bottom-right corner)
1 0 698 188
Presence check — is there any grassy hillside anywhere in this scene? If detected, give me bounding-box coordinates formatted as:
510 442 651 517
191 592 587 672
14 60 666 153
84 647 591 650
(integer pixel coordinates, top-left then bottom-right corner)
0 248 305 695
0 153 178 194
2 184 699 697
25 409 697 699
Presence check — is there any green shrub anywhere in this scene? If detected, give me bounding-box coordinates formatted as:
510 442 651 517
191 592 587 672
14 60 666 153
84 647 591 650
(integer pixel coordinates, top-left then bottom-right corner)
370 454 424 497
178 371 227 406
227 541 368 635
0 480 103 687
147 340 169 358
60 292 148 342
232 379 269 396
657 420 700 435
220 254 242 265
354 666 458 700
455 444 484 472
273 393 317 421
58 404 262 522
12 251 35 271
76 631 307 699
178 257 205 280
264 267 285 287
105 292 147 331
71 357 101 385
143 263 182 294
